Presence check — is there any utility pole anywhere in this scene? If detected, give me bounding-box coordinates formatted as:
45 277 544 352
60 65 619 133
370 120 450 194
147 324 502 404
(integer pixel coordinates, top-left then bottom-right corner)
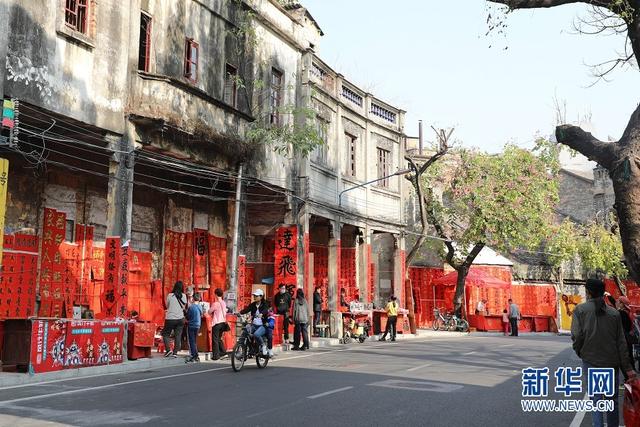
228 163 243 311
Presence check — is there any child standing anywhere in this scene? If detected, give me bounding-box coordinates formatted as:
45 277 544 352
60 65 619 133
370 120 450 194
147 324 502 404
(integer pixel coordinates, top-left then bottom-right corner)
265 309 275 358
186 293 203 363
502 309 509 336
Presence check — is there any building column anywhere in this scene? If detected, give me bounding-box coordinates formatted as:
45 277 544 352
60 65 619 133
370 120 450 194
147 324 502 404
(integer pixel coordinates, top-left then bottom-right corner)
328 220 340 312
358 226 371 304
393 233 406 307
105 123 135 241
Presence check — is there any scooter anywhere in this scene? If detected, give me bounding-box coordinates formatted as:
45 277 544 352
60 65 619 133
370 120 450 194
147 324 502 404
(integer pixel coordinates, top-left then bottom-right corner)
342 318 370 344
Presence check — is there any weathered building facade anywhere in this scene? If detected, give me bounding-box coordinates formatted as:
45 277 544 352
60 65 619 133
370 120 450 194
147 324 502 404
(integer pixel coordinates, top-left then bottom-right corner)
0 0 406 330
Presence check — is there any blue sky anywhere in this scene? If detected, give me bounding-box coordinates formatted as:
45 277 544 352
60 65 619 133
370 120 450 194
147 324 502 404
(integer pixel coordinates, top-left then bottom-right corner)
302 0 639 152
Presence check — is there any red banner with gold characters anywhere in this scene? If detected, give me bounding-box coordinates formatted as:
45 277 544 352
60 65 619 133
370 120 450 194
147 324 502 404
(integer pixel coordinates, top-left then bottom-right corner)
274 225 298 289
0 234 38 318
193 229 208 287
102 237 121 318
40 208 67 317
208 235 227 291
117 244 129 318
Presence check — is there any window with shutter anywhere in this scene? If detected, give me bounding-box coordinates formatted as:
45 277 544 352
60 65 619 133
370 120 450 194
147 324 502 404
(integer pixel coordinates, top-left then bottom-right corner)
224 64 238 108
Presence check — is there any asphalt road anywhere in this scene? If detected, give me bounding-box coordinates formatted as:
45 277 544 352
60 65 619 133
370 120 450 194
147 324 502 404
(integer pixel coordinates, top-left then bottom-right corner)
0 334 608 427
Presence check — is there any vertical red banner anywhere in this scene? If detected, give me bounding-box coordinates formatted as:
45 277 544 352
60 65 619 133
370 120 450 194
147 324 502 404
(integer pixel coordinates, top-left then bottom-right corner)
102 237 120 318
274 226 298 289
208 235 227 291
193 229 208 287
117 244 129 317
162 230 175 297
39 208 66 317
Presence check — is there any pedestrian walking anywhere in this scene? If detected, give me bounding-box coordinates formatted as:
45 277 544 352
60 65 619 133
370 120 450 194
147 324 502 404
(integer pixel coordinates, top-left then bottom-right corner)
274 284 292 343
185 293 203 363
208 288 228 360
572 278 635 427
292 288 310 351
313 286 323 336
162 281 188 358
508 298 520 337
617 296 637 374
501 309 509 336
379 295 398 342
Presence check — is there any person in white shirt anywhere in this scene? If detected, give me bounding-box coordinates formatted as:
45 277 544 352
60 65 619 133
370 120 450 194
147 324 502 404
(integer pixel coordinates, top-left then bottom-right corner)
162 281 188 358
475 299 487 315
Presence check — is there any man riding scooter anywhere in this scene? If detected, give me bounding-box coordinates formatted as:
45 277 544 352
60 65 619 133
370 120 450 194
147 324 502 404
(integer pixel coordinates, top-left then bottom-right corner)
239 289 270 356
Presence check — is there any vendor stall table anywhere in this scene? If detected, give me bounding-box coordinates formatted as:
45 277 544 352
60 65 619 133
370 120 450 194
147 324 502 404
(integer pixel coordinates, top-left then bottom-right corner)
2 318 125 373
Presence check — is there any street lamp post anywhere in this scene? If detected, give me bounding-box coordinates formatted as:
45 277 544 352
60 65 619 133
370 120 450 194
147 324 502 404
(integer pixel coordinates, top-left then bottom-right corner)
338 168 412 209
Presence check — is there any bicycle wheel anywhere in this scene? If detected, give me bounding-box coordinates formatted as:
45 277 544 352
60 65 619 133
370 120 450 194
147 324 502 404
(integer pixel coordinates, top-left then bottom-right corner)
432 319 440 331
256 353 269 369
459 320 469 333
231 342 246 372
445 319 453 332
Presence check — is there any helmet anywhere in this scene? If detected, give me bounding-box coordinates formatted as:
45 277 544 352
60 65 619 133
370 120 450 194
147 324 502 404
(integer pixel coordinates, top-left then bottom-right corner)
252 289 264 297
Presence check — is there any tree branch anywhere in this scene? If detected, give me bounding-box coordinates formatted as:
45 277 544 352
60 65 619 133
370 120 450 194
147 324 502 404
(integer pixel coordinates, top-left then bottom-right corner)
555 124 619 169
489 0 613 9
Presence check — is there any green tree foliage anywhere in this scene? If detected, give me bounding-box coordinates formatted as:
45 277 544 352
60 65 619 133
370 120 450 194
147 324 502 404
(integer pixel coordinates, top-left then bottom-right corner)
227 0 325 158
547 218 627 280
425 142 559 312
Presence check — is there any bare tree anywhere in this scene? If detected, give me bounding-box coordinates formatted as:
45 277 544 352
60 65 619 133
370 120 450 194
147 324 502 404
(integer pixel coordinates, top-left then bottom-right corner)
403 127 452 333
488 0 640 285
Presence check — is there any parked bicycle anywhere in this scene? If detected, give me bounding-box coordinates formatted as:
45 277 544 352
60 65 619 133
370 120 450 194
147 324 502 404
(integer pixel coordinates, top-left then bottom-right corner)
432 308 451 331
447 314 470 333
231 315 270 372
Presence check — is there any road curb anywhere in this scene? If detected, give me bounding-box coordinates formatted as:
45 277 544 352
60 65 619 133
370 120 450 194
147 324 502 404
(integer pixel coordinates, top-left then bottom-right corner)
0 355 185 388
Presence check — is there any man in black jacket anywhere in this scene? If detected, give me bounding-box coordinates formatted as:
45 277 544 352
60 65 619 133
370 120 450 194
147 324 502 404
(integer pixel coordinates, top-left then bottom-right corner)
274 284 292 342
313 286 323 336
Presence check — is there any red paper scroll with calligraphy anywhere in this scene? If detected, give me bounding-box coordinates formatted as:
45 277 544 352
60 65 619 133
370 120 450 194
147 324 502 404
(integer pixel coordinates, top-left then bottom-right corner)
117 244 129 318
75 224 94 307
274 226 298 289
193 229 208 287
29 319 67 373
40 208 67 317
163 230 177 297
60 242 80 318
208 235 227 291
101 237 121 318
0 234 38 318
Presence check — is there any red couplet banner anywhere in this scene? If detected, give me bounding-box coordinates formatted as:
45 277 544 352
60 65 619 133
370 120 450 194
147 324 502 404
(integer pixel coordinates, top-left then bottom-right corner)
274 226 298 289
102 237 121 318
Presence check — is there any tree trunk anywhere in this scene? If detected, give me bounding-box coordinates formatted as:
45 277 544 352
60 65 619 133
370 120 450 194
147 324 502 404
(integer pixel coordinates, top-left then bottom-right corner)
453 266 468 318
556 104 640 284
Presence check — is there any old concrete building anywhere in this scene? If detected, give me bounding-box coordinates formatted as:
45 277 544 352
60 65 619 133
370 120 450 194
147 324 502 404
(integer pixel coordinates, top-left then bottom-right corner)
0 0 408 330
0 0 323 318
300 55 407 311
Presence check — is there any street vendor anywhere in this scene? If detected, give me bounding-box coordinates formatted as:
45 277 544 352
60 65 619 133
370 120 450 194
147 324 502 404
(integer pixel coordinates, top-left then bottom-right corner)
475 299 488 315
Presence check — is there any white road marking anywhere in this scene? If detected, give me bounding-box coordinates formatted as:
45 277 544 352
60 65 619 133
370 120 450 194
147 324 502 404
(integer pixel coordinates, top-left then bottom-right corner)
307 386 354 400
569 393 589 427
499 344 514 348
0 366 231 405
406 363 432 372
368 379 463 393
463 351 476 355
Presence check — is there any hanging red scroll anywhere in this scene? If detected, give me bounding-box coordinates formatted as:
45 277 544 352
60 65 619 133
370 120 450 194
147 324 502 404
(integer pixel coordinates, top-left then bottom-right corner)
208 235 227 291
40 208 67 317
0 234 38 318
101 237 120 318
117 244 129 317
274 226 298 289
193 229 208 287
